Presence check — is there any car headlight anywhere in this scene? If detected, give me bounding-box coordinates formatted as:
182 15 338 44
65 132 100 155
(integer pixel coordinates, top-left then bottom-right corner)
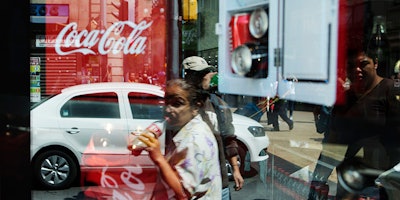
248 126 265 137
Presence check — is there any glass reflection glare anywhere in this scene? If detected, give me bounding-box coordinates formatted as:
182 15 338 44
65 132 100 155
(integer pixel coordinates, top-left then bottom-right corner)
105 123 113 134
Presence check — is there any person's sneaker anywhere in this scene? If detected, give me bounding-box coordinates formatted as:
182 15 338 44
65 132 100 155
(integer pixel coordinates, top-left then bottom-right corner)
272 127 280 131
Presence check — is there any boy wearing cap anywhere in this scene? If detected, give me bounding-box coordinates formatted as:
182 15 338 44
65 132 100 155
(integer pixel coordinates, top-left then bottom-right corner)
182 56 244 200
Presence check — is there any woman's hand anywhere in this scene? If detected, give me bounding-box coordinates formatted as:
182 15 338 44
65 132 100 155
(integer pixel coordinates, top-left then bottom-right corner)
232 168 244 191
138 132 163 162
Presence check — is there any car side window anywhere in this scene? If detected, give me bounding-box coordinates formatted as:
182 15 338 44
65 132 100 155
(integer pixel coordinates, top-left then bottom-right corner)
128 92 164 119
60 92 120 118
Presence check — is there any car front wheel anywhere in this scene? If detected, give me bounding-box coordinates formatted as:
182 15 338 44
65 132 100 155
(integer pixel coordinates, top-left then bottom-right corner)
227 142 258 179
237 142 258 178
32 150 78 190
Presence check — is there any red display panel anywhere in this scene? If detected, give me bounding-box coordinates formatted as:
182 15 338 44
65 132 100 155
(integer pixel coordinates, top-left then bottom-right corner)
31 1 167 96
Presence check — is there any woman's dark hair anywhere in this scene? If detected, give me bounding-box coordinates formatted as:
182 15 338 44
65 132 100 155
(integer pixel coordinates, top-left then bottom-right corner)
365 49 378 65
166 79 215 132
166 79 208 108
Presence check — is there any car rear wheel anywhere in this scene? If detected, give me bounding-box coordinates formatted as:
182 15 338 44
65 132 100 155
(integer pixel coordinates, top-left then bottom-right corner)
33 150 78 190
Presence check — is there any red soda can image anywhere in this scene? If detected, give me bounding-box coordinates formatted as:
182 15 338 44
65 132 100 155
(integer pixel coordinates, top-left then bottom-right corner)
229 13 253 51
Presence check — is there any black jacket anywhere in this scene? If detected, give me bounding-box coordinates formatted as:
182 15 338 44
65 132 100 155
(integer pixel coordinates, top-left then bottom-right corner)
204 93 238 188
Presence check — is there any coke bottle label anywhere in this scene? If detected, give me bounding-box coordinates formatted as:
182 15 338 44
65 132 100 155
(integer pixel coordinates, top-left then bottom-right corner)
146 123 163 137
129 121 165 153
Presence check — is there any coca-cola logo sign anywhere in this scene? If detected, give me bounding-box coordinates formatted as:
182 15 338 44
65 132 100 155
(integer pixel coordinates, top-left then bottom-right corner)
55 20 152 56
81 151 158 199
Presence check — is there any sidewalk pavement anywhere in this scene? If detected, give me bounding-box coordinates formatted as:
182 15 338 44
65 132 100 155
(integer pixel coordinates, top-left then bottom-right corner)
257 110 343 197
259 111 325 176
230 111 342 199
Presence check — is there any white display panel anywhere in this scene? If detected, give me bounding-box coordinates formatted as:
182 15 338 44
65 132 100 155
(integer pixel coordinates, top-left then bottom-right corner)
283 0 330 81
279 0 339 106
217 0 277 98
218 0 340 106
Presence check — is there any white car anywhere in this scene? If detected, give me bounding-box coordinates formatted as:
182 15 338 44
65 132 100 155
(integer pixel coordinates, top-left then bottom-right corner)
30 82 269 191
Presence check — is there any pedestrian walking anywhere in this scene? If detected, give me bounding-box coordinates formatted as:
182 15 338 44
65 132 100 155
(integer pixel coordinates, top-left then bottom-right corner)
269 97 294 131
182 56 245 199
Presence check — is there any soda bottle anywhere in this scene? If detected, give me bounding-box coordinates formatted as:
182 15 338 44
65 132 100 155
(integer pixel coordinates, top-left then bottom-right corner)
209 73 218 88
128 120 165 155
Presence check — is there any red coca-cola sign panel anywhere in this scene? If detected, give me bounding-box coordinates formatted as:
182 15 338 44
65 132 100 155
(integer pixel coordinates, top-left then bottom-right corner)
33 1 167 96
31 0 169 198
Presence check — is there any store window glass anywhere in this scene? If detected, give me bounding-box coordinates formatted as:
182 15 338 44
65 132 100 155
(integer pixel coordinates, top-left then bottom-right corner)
24 0 400 199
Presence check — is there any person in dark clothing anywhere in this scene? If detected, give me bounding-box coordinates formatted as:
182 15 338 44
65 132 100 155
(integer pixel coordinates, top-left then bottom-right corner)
313 105 333 142
308 49 400 199
269 97 294 131
181 56 244 200
308 105 333 199
288 100 295 120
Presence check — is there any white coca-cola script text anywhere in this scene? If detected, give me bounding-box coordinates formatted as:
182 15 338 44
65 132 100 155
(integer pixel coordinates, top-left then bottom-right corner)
55 20 152 55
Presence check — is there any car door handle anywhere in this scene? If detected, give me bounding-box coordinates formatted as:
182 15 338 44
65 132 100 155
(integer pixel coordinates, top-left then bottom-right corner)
66 127 80 134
